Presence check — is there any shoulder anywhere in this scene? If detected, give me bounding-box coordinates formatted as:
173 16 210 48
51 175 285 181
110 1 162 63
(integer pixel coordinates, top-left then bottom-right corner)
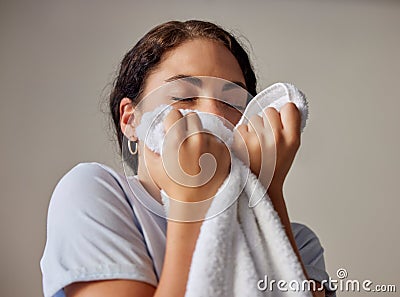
46 162 136 239
47 161 141 239
53 162 125 194
291 222 336 297
291 222 323 252
50 162 129 210
291 222 325 267
41 162 158 296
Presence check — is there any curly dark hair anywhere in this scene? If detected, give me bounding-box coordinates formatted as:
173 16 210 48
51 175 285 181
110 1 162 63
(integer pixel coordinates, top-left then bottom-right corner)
108 20 257 172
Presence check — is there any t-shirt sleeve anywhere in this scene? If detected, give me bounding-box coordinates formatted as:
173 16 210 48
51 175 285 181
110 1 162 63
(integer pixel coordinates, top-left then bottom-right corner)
291 222 337 297
40 163 157 297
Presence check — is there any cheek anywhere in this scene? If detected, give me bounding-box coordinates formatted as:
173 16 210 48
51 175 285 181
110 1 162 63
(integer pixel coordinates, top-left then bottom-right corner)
139 142 162 174
222 107 243 127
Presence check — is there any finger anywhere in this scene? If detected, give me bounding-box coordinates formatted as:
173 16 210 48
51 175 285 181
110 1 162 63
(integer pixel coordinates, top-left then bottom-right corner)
185 112 203 134
164 109 185 132
208 133 229 156
262 107 283 133
235 124 249 137
248 114 263 134
163 109 186 147
233 126 249 154
232 129 250 166
280 102 301 136
185 112 205 148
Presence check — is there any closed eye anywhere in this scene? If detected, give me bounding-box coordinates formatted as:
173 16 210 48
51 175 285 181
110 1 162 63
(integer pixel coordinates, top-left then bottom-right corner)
171 96 196 102
170 96 245 112
224 101 245 112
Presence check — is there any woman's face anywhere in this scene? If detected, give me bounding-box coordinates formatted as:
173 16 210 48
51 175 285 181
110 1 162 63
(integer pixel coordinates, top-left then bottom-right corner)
120 37 249 197
136 38 248 126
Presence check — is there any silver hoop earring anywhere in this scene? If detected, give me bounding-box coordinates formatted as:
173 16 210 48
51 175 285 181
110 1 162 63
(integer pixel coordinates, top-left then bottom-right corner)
128 140 138 155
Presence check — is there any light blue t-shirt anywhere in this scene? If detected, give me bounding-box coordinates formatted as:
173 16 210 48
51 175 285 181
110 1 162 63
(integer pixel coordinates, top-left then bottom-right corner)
40 162 336 297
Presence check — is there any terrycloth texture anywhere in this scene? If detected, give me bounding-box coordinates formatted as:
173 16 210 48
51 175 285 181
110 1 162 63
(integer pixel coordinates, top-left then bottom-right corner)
136 82 312 297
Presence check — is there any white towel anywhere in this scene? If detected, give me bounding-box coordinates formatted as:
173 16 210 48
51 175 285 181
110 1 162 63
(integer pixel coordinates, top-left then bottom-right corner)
136 82 312 297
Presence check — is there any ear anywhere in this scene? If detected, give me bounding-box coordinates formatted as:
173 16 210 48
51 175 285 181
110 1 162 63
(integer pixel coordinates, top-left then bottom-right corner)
119 97 137 141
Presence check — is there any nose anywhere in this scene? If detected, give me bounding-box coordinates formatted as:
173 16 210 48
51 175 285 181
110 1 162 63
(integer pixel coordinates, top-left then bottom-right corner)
197 98 225 118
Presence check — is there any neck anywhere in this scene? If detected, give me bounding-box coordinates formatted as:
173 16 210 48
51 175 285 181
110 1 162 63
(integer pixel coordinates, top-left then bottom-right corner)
137 160 163 204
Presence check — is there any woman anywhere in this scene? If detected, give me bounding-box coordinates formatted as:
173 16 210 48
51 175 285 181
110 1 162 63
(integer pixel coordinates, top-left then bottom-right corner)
41 20 335 297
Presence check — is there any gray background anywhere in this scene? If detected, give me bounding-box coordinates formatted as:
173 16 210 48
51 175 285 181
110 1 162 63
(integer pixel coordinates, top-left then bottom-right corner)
1 0 399 296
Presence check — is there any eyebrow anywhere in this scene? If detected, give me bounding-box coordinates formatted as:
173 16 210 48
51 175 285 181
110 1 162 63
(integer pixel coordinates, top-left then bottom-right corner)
164 74 247 91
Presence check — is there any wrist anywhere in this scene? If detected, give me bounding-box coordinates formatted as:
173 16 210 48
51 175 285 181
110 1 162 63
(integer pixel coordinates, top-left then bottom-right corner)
267 182 283 198
166 220 202 254
161 189 213 222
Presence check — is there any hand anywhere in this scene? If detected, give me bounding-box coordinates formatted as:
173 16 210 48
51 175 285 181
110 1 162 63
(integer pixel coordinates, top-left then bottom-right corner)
233 102 301 190
144 109 231 202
